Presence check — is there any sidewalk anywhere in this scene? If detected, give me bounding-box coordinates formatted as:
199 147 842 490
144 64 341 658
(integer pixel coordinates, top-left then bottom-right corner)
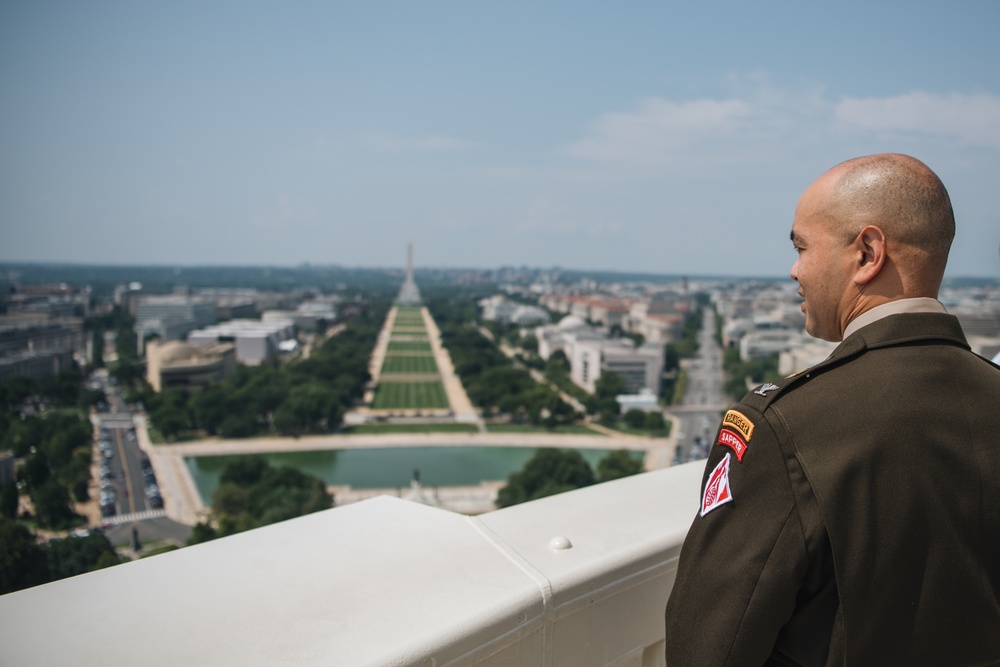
136 415 207 527
422 307 480 424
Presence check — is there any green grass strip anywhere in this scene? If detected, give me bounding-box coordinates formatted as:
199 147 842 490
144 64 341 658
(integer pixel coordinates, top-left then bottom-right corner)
380 355 440 374
372 381 450 409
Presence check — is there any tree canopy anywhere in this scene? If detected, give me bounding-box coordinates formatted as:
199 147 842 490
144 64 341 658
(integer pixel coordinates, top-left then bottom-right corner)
495 448 646 508
0 517 122 595
189 457 333 544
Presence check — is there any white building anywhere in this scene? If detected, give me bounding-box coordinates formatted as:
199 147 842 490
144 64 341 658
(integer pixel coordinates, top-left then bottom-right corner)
537 316 664 395
616 388 660 413
625 298 689 344
479 295 551 326
188 319 295 366
263 297 337 332
778 340 837 376
739 329 812 362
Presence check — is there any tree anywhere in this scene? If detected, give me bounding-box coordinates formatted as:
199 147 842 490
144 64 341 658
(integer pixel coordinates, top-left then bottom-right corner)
2 377 38 409
723 351 781 401
191 384 232 435
77 387 106 410
21 450 51 490
645 411 667 432
1 481 18 519
149 388 190 440
596 450 645 482
44 531 123 581
219 413 259 438
220 457 268 486
273 383 339 436
546 350 570 374
90 327 105 368
664 344 681 373
496 449 595 508
188 521 218 545
624 332 645 347
624 409 647 429
33 480 81 530
206 458 333 538
595 371 626 400
593 371 626 424
0 517 49 594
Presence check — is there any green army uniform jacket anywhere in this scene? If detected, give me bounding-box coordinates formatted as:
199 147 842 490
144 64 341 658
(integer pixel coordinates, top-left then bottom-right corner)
664 312 1000 666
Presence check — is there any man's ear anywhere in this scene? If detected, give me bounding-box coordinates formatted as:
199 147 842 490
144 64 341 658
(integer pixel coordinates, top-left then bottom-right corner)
854 225 886 285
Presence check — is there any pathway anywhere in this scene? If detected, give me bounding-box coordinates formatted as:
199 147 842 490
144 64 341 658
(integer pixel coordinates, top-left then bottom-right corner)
422 307 479 423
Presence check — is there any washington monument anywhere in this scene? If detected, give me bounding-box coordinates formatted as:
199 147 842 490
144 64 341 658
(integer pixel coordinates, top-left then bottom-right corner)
397 242 422 305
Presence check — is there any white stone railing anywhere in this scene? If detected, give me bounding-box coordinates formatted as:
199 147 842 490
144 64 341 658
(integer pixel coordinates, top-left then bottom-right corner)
0 461 704 667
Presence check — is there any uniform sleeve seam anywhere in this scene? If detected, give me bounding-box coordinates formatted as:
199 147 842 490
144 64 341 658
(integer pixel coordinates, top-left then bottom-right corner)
722 504 799 665
767 407 814 557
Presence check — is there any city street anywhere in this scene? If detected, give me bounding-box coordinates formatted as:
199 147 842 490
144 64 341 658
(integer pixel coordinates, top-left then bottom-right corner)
95 385 192 547
667 307 729 465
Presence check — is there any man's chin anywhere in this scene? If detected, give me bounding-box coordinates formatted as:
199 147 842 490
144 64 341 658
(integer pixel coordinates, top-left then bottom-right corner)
805 319 831 342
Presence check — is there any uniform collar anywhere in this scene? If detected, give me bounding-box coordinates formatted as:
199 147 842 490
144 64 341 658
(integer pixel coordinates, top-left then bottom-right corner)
842 297 947 340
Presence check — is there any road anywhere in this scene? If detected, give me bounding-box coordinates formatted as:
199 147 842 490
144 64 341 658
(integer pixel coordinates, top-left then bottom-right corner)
94 380 192 546
666 308 729 465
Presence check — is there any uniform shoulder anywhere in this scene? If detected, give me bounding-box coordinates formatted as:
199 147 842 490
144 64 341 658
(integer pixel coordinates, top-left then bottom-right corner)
739 371 804 412
739 340 861 412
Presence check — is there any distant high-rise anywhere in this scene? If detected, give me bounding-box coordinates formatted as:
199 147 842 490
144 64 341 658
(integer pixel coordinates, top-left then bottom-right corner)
396 242 422 305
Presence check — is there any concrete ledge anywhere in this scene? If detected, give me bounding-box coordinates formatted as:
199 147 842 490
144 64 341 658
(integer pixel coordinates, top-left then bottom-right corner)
0 462 703 666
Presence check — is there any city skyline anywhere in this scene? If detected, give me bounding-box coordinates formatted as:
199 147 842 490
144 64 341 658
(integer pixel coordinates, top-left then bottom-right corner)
2 2 1000 278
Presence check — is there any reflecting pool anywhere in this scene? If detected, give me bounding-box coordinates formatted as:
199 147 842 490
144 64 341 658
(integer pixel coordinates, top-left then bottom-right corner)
186 446 635 503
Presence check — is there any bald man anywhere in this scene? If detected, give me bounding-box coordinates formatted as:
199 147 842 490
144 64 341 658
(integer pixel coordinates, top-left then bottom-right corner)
664 154 1000 666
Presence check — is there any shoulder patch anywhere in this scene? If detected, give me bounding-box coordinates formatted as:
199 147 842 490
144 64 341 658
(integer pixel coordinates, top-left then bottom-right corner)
722 409 754 442
717 428 748 462
700 453 733 516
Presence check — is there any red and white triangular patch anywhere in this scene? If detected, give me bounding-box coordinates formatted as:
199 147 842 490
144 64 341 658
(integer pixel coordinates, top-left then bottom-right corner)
700 453 733 517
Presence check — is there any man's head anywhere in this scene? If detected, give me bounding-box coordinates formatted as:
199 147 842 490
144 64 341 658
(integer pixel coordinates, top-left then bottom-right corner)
789 153 954 342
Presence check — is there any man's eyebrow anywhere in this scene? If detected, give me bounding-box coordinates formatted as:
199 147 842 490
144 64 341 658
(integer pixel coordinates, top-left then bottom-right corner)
790 230 803 244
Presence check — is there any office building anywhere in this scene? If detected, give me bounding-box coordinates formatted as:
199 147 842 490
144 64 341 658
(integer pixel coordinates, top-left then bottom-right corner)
536 316 664 395
145 339 237 392
135 296 218 350
188 319 295 366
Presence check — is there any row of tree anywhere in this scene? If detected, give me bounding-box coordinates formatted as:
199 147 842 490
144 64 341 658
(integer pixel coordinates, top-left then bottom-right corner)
1 368 124 595
1 371 104 531
448 326 577 423
427 293 579 427
430 289 698 429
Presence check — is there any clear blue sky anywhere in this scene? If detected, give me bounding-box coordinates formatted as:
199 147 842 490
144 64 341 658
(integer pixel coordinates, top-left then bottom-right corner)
2 1 999 277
